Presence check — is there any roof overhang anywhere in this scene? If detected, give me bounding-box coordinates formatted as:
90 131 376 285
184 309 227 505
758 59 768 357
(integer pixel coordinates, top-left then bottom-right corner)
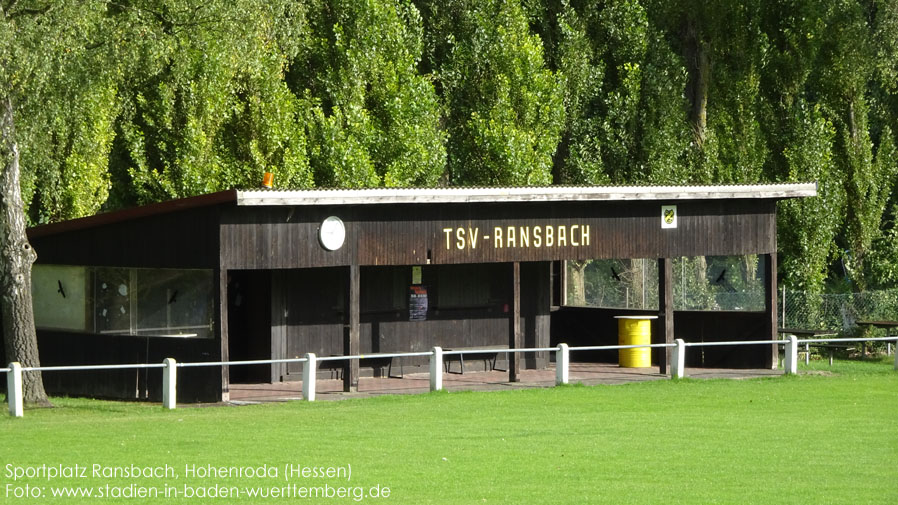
28 183 816 239
235 183 817 206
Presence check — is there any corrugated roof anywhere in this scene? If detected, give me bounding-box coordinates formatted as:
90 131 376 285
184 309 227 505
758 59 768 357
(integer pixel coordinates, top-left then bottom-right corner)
236 182 817 206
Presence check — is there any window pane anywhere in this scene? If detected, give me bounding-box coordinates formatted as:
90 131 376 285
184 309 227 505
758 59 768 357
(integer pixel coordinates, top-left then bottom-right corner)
32 265 89 331
566 259 658 310
136 269 213 338
673 255 765 311
33 265 213 338
93 267 132 334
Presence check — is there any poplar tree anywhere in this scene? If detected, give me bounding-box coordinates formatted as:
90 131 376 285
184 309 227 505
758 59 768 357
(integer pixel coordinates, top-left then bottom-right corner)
110 1 313 204
291 0 446 188
417 0 564 186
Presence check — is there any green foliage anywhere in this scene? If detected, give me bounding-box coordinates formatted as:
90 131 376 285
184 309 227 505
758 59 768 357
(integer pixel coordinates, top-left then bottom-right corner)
6 0 898 292
529 0 692 185
22 81 117 223
777 102 844 292
552 4 607 184
3 1 115 222
865 133 898 288
433 0 564 185
293 0 446 188
841 125 898 288
111 1 314 204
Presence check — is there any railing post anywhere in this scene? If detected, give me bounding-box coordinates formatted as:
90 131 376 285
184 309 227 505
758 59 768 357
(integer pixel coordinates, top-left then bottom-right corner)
8 362 23 418
672 339 686 379
555 344 569 385
162 358 177 409
893 340 897 370
785 336 798 375
430 347 443 392
303 353 317 401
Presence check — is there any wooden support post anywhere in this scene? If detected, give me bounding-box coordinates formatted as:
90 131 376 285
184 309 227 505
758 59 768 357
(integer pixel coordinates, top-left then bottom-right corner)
344 264 360 392
765 252 779 369
270 273 287 383
509 262 521 382
217 269 230 402
657 258 674 374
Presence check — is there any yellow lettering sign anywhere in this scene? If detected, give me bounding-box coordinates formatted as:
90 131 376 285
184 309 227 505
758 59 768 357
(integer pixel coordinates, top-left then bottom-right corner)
442 224 591 251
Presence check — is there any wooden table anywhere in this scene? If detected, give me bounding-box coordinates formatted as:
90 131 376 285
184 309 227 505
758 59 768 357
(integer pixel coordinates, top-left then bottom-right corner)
855 320 898 355
778 328 839 365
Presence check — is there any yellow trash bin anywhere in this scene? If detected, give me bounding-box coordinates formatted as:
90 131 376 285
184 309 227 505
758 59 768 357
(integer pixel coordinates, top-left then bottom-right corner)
615 316 657 368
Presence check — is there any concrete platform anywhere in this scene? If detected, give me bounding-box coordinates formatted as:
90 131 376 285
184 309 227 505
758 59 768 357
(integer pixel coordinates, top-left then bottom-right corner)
226 363 783 403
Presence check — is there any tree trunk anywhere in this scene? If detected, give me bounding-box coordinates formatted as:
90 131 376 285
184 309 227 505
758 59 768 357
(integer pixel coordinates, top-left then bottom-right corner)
567 260 588 306
683 16 709 149
845 99 868 292
1 95 51 407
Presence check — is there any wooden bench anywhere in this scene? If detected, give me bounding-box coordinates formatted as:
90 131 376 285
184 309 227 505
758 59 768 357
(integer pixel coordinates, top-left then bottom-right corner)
778 328 838 365
444 345 510 374
807 343 855 366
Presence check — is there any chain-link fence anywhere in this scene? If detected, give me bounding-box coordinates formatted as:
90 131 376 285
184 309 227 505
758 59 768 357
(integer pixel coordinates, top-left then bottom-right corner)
779 288 898 334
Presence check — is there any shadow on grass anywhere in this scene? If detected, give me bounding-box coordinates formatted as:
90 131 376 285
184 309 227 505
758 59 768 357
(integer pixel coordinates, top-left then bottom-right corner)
29 397 160 415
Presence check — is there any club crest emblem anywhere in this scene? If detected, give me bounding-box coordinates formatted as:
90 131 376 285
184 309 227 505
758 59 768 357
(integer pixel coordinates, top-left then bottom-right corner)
661 205 677 229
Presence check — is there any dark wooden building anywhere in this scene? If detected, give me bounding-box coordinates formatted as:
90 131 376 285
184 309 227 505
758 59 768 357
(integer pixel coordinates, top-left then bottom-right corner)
12 184 814 402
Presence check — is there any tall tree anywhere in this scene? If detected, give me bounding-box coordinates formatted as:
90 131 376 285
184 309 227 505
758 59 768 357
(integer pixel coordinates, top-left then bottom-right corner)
418 0 564 185
776 101 844 292
290 0 446 188
110 0 313 205
1 0 109 405
813 0 898 290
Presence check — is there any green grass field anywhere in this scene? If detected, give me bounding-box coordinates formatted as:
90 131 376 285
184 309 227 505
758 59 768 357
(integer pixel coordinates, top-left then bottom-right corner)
2 358 897 504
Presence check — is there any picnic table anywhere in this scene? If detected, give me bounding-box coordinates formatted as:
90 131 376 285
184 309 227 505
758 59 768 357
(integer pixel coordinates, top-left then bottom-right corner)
778 328 840 365
854 320 898 355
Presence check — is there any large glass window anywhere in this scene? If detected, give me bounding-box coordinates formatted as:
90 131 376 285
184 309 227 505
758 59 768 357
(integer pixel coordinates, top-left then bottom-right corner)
566 259 658 310
32 265 90 331
672 255 765 311
34 265 214 338
565 255 766 312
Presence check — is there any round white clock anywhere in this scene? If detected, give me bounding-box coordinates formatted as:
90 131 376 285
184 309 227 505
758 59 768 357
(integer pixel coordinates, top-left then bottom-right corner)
319 216 346 251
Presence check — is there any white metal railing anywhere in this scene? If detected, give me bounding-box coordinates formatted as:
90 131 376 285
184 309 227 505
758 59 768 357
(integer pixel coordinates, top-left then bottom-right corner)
6 336 897 417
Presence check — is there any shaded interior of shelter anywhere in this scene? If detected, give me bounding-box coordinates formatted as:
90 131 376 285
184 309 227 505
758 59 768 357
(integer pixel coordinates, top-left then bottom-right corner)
226 262 552 384
1 261 774 400
224 259 771 386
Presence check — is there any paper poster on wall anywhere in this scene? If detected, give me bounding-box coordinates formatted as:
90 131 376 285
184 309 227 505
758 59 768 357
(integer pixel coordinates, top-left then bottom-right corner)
412 266 422 285
409 285 428 321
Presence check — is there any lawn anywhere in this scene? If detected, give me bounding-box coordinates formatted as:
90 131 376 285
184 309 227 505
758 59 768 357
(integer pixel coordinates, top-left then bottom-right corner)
2 358 896 504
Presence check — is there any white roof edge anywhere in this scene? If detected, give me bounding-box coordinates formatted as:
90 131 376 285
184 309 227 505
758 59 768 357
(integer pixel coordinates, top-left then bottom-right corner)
235 182 817 206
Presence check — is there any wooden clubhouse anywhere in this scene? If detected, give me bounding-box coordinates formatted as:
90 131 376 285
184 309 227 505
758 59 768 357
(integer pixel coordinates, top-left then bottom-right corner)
13 183 815 402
